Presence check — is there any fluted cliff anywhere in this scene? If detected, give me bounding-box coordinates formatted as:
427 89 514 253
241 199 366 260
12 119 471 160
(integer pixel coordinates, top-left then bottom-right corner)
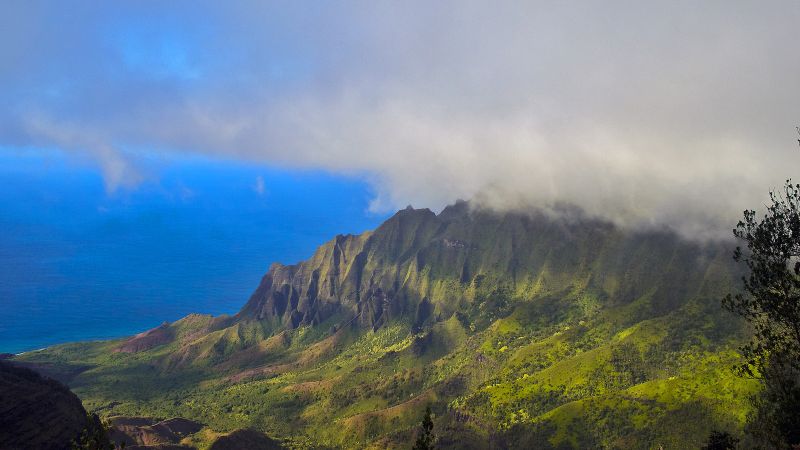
15 202 751 449
238 202 731 334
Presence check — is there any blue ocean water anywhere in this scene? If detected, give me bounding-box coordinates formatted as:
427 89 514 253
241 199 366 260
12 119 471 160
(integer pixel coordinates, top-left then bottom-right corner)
0 151 389 354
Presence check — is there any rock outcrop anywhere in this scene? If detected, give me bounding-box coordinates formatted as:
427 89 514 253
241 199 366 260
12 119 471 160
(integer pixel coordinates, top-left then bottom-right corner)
108 416 203 448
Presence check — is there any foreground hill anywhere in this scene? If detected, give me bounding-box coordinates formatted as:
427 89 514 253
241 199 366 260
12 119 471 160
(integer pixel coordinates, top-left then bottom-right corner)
0 359 109 449
16 203 757 448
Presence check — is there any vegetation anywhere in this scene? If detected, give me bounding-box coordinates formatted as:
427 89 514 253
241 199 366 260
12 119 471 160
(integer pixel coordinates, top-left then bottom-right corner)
412 406 434 450
0 360 113 449
701 430 738 450
15 204 756 448
724 179 800 449
71 414 114 450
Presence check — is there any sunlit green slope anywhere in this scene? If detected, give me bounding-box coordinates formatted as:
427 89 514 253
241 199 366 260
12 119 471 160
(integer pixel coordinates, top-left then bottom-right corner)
16 203 756 449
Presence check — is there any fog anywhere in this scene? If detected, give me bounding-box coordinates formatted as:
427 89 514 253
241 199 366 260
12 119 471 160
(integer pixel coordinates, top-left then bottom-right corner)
2 1 800 238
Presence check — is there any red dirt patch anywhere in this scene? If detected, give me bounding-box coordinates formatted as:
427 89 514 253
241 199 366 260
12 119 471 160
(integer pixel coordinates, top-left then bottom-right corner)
115 323 175 353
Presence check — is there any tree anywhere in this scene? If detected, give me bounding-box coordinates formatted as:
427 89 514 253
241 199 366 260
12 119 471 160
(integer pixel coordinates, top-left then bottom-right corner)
701 430 739 450
412 406 435 450
723 179 800 448
70 413 114 450
723 180 800 376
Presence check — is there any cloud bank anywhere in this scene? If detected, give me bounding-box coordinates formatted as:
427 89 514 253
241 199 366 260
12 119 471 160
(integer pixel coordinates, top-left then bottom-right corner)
2 1 800 237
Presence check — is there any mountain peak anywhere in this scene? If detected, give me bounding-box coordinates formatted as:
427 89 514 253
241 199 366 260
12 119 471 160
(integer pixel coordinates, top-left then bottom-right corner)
15 200 747 449
238 200 729 334
438 199 470 220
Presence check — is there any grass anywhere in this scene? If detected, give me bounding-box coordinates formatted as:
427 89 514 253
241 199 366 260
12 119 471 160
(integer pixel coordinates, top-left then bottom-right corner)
12 209 756 449
15 285 754 449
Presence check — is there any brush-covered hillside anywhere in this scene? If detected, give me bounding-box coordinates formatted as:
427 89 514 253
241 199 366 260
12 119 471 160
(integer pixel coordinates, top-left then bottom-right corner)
15 202 757 449
0 359 110 449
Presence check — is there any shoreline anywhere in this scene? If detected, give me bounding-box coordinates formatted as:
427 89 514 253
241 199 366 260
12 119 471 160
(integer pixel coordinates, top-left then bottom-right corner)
15 348 46 356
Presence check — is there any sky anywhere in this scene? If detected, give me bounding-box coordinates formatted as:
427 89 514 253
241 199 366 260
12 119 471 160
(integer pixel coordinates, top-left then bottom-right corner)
2 1 800 238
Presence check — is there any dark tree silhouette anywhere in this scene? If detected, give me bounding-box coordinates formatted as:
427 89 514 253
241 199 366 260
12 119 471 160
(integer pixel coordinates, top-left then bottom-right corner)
723 178 800 448
701 430 739 450
723 180 800 377
412 406 434 450
70 413 114 450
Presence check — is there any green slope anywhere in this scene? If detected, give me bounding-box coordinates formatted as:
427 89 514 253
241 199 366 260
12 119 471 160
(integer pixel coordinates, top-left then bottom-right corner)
15 203 755 449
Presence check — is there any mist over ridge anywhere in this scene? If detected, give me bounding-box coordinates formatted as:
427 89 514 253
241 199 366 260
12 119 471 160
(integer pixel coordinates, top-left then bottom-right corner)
4 3 799 448
2 1 800 238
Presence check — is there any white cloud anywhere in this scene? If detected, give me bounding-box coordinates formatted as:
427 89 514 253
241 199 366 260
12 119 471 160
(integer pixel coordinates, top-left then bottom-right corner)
2 1 800 237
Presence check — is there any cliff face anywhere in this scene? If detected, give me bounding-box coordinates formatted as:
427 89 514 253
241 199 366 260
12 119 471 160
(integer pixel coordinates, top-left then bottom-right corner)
237 205 439 330
238 201 733 333
0 360 107 450
13 202 750 449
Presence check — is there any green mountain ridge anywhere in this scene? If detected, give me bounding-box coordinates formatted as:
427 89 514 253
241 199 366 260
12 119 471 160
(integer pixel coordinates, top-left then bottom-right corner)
15 202 756 449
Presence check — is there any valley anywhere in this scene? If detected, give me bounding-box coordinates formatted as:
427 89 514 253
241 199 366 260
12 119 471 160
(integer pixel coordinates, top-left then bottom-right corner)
15 203 756 449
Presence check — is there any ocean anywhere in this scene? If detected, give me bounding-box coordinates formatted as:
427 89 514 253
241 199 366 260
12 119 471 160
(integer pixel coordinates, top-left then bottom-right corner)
0 151 389 353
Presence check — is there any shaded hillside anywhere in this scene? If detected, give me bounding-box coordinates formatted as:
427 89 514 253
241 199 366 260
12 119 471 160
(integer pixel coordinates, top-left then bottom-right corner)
238 202 723 333
108 416 202 449
208 429 285 450
15 203 755 449
0 360 109 449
